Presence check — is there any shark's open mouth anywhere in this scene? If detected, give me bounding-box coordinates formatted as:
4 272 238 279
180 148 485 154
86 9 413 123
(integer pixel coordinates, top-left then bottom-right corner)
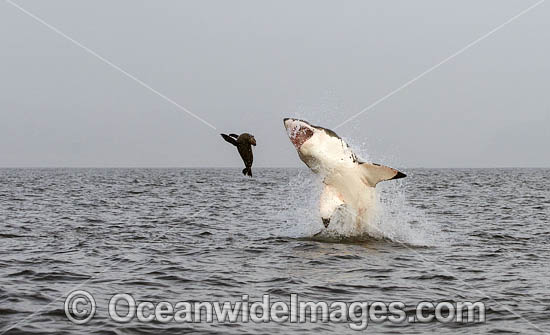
285 120 314 148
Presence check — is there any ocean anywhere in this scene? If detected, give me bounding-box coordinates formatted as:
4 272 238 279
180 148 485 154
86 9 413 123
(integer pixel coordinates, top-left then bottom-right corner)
0 168 549 334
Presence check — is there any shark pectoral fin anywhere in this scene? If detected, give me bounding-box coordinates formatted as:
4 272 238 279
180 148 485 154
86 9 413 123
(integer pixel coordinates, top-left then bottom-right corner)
319 185 344 227
359 162 406 187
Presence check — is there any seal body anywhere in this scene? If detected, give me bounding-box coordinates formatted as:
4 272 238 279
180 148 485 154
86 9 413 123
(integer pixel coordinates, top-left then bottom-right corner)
221 133 257 177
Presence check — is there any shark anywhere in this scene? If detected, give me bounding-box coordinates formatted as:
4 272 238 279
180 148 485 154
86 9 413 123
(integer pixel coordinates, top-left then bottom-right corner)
283 118 406 231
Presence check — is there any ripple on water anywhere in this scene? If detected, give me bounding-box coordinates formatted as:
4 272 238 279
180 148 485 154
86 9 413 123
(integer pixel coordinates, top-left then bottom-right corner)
0 168 549 334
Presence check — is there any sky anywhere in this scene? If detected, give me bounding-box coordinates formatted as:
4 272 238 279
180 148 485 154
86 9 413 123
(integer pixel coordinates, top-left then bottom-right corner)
1 0 549 168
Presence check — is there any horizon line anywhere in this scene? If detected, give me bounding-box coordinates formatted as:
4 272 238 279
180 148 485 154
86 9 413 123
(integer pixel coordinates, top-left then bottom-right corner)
0 166 549 169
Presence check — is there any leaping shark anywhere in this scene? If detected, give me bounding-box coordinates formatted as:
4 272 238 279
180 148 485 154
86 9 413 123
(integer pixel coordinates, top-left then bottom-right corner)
283 118 406 231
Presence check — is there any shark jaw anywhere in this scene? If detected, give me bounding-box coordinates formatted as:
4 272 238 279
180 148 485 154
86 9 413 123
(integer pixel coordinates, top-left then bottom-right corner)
283 118 315 149
283 118 357 174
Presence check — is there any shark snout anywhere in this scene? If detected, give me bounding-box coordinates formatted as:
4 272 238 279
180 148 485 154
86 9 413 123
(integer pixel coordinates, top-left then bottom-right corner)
283 118 307 130
283 118 294 132
283 118 293 129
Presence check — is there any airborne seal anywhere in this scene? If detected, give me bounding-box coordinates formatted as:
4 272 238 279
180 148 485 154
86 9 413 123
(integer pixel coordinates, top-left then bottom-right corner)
221 133 257 177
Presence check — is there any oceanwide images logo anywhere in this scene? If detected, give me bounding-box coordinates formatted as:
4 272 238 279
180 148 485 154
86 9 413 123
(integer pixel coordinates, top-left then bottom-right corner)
64 290 485 330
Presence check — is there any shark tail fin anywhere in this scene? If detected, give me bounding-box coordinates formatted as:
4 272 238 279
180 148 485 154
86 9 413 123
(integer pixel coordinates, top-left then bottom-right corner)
359 162 406 187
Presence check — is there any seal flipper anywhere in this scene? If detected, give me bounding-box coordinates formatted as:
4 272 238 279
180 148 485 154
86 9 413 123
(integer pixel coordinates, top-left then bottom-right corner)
242 167 252 177
221 134 238 146
229 134 239 138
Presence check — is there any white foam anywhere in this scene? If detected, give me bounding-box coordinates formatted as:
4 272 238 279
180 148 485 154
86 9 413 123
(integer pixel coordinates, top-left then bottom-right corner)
277 146 439 247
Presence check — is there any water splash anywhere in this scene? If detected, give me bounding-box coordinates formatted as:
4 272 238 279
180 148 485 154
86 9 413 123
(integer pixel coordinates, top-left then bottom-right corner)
277 140 438 247
275 169 322 238
368 179 438 246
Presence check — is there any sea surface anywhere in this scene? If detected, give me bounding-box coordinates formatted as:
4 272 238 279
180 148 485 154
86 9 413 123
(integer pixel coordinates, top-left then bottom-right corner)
0 168 549 334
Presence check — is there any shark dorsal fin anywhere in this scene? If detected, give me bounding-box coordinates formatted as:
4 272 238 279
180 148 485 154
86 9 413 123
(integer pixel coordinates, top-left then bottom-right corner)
359 162 406 187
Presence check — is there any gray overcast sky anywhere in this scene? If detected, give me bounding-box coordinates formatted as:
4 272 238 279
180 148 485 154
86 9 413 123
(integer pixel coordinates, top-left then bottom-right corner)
1 0 548 168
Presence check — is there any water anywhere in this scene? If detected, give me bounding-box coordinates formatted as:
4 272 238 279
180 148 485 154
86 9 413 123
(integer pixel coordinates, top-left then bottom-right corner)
0 168 549 334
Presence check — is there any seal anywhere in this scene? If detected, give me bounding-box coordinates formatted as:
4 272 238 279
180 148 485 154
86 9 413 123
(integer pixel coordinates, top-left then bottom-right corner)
221 133 257 177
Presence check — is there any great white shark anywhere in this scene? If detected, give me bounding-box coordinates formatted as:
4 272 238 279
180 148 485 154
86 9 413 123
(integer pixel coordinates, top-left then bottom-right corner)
283 118 406 232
